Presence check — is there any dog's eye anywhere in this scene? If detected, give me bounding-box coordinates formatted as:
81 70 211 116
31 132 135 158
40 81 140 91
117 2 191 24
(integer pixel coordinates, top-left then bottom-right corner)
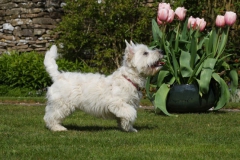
143 52 148 55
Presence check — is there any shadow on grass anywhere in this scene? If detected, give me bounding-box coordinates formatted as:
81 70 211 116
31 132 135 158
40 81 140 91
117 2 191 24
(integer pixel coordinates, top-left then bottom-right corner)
151 110 229 116
64 125 117 131
64 124 156 132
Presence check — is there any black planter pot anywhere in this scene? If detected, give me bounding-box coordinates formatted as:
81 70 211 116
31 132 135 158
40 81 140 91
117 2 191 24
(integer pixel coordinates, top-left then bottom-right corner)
166 84 216 113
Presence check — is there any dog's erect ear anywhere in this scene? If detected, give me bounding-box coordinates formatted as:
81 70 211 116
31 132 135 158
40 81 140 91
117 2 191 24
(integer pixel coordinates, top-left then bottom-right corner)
130 40 135 47
125 40 134 57
125 40 135 47
125 40 131 47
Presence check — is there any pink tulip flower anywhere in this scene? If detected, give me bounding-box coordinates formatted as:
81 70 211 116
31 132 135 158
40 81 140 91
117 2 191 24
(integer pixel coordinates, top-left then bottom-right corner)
187 16 197 29
157 3 176 25
224 11 237 26
157 8 169 21
157 17 163 25
215 15 225 27
166 9 175 23
158 3 171 10
196 18 206 31
175 7 187 21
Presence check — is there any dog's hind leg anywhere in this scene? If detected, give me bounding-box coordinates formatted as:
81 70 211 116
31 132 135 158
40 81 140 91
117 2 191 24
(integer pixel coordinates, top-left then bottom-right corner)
44 103 74 131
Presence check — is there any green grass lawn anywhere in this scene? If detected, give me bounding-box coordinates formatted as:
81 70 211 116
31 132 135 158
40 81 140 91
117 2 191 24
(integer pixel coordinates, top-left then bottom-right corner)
1 102 240 160
0 97 46 104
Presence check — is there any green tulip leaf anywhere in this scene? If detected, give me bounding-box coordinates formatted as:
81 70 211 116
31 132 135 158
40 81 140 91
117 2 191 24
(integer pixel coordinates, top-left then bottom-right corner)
209 28 218 57
180 18 189 40
180 50 193 77
154 83 177 116
157 70 170 87
197 58 217 94
190 33 197 67
212 73 230 110
145 77 153 101
152 19 162 44
216 27 229 59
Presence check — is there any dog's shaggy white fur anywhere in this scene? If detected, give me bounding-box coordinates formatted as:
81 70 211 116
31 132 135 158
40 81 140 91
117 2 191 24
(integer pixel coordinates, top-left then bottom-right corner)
43 41 163 132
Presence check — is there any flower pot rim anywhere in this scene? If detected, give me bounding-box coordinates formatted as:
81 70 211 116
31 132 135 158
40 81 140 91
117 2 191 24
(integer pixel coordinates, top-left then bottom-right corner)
171 83 197 87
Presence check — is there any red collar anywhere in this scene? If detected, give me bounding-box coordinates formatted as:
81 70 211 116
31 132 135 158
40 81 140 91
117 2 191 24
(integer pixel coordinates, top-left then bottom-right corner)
123 75 140 91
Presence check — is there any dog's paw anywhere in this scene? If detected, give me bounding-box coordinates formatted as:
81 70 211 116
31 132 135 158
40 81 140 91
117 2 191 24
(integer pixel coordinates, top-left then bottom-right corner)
50 125 67 132
129 128 138 132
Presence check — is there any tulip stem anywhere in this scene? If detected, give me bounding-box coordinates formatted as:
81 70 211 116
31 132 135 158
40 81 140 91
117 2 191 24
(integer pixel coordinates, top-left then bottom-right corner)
216 26 230 60
174 23 180 52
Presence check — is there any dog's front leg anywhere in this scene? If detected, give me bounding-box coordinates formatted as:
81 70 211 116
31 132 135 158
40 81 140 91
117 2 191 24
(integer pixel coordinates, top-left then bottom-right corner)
109 103 138 132
118 118 138 132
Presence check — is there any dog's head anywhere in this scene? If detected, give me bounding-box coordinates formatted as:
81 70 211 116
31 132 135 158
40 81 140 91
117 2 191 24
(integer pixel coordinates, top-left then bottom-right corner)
123 40 164 76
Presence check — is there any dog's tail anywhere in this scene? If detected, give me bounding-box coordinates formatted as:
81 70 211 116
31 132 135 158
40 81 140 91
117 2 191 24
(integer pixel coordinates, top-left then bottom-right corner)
44 45 61 82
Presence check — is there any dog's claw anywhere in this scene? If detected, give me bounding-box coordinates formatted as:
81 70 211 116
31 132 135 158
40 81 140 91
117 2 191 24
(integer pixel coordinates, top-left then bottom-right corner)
129 128 138 132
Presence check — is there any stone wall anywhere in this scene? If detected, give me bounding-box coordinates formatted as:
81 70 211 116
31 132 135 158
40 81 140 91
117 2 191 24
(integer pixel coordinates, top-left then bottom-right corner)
0 0 65 54
0 0 157 54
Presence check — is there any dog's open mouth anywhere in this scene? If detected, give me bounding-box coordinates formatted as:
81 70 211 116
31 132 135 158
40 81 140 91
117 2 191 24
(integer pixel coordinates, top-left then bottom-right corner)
151 60 165 68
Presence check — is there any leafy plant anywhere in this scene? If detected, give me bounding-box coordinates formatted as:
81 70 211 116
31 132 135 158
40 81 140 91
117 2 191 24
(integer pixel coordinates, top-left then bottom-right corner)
0 52 49 90
0 51 94 91
146 3 238 116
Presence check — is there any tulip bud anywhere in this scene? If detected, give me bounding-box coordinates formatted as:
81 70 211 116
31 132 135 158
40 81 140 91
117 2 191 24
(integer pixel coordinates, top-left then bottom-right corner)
167 9 175 23
157 17 163 25
224 11 237 26
158 3 171 10
196 18 206 31
215 15 225 27
157 8 169 22
175 7 187 21
188 16 197 29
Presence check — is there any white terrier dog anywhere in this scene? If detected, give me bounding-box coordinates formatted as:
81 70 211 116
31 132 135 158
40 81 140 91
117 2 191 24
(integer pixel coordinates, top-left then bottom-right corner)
44 41 164 132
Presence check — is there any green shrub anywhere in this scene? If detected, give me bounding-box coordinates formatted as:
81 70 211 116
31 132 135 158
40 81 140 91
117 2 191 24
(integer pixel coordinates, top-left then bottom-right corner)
55 0 158 73
0 52 48 90
0 51 94 90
